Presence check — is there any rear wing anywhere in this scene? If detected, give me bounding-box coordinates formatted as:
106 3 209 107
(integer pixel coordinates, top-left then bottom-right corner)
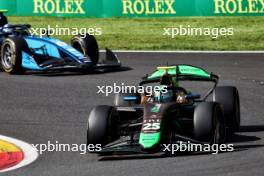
140 65 219 100
147 65 213 80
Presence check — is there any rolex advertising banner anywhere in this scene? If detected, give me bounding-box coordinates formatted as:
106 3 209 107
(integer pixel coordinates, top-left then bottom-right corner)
1 0 264 17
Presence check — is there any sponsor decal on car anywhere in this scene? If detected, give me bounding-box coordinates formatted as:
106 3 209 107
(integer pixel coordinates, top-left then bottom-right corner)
151 104 162 113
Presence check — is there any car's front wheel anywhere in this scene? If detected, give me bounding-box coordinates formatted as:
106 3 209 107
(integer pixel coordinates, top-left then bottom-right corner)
213 86 240 131
1 37 29 74
87 105 119 146
194 102 226 144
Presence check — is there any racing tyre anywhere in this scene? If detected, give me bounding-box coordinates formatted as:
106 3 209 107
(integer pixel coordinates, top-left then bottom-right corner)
194 102 226 144
114 93 141 107
71 34 99 64
87 105 118 146
213 86 240 131
0 37 29 74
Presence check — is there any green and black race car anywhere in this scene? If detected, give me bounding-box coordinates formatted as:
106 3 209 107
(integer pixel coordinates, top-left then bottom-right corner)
87 65 240 155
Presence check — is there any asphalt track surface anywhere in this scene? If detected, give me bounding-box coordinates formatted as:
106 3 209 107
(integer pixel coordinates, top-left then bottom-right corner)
0 52 263 176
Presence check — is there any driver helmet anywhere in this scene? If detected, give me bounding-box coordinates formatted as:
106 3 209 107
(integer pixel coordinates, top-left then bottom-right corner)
154 74 174 103
154 85 173 103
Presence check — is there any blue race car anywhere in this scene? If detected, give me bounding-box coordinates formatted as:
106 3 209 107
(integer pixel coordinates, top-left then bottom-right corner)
0 11 121 74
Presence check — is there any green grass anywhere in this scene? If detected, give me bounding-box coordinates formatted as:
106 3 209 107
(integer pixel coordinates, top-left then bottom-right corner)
9 16 264 50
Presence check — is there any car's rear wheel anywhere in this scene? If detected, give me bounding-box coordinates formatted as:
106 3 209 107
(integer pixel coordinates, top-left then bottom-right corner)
213 86 240 131
194 102 226 144
87 105 119 146
0 37 29 74
71 34 99 65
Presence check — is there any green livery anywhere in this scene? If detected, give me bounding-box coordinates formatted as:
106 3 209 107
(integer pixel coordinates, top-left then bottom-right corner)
87 64 240 156
151 105 160 113
139 132 161 149
148 65 211 80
